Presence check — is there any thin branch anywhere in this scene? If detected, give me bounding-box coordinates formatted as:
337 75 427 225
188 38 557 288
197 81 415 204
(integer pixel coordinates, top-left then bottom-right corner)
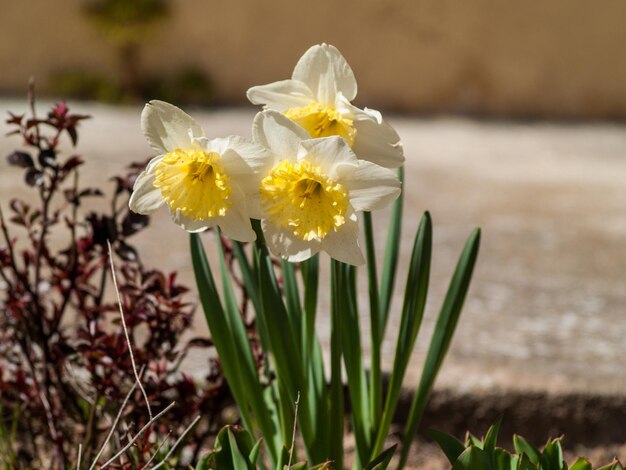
149 415 201 470
17 336 65 467
142 430 172 468
56 170 80 324
87 381 138 470
0 205 30 296
99 401 176 469
107 239 153 420
287 392 301 468
27 77 41 149
76 444 82 470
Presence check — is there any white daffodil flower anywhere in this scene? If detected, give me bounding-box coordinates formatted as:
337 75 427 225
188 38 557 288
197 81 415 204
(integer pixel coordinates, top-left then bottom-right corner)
247 43 404 169
253 110 401 265
129 100 270 242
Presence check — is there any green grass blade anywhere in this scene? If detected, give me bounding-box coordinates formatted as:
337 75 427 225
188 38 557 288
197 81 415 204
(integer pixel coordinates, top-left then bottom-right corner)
570 458 593 470
281 258 303 354
428 429 466 465
451 446 492 470
301 255 319 366
365 444 398 470
227 428 255 470
371 212 432 459
214 232 282 457
340 264 371 465
398 228 481 468
363 211 383 427
232 241 262 317
249 438 264 465
232 240 274 384
306 336 330 457
190 234 253 429
512 435 541 465
300 254 329 458
380 166 404 327
190 233 279 463
256 247 320 462
329 259 345 469
483 418 502 454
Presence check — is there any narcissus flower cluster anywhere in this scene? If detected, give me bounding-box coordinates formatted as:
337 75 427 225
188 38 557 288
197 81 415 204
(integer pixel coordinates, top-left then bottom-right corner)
130 44 404 265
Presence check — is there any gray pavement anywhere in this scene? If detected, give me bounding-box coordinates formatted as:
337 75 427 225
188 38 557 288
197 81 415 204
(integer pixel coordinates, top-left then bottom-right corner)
1 99 625 395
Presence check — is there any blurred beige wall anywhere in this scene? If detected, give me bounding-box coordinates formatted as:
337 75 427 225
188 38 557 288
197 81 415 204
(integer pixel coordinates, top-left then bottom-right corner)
1 0 626 118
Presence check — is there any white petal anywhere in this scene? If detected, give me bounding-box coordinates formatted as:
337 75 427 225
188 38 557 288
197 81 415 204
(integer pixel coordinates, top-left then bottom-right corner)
344 162 401 212
247 80 315 112
218 185 255 242
261 220 319 262
292 44 357 104
217 209 256 243
170 211 211 233
128 156 165 215
223 136 273 175
252 110 308 160
199 136 230 154
343 102 404 168
322 214 365 266
246 194 263 220
298 136 358 180
141 100 204 154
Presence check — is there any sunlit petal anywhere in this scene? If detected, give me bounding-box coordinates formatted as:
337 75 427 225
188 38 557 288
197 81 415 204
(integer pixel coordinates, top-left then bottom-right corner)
141 100 204 154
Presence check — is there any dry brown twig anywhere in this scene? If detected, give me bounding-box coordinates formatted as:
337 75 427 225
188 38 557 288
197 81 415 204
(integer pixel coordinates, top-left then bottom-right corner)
84 240 200 469
106 239 153 420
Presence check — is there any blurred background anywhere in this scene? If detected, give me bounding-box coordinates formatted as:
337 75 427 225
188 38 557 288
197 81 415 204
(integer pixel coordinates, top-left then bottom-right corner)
1 0 626 442
2 0 626 118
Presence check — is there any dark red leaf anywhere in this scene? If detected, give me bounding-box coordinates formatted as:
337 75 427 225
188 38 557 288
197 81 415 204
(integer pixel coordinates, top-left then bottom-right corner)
6 151 34 168
24 168 44 187
61 155 84 173
9 199 28 216
5 112 24 125
67 126 78 146
38 149 57 168
78 188 104 198
115 241 138 262
121 212 149 237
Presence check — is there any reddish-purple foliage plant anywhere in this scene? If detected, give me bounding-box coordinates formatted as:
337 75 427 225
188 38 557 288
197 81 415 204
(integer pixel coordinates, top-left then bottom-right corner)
0 85 233 469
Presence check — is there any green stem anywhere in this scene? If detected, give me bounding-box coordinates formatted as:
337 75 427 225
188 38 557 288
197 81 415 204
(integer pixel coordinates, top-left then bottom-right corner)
363 211 382 428
329 260 344 469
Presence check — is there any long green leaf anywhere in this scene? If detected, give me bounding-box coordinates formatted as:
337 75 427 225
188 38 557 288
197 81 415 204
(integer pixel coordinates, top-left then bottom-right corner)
301 255 319 366
365 444 398 470
484 418 502 454
452 446 492 470
340 264 371 465
398 227 481 468
513 435 541 465
232 241 262 315
214 232 282 461
329 259 344 469
227 428 255 470
363 211 383 426
429 429 466 465
306 336 330 459
191 233 279 464
380 166 405 327
570 458 593 470
281 258 303 351
540 438 564 470
256 246 319 462
300 255 329 458
371 212 432 458
190 234 254 431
